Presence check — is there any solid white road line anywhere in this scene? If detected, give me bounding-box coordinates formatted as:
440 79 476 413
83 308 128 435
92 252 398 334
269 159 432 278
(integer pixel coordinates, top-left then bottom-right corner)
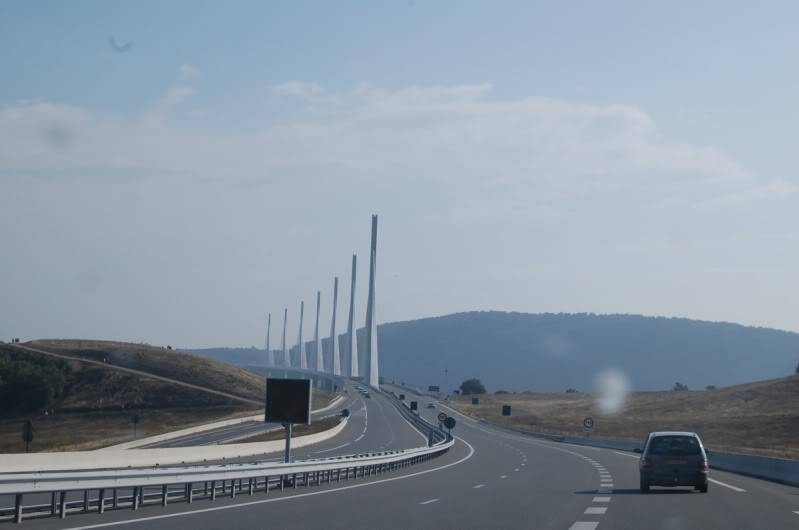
614 451 639 458
419 499 439 505
314 442 351 454
708 478 746 492
592 497 611 502
473 484 485 489
61 437 477 530
793 511 799 515
569 523 599 530
584 507 607 515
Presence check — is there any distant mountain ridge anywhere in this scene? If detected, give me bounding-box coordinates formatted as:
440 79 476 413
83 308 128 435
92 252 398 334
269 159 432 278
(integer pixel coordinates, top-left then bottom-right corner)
190 312 799 392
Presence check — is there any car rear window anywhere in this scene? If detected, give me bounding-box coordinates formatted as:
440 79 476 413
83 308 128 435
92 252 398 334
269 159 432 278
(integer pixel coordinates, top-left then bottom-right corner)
647 436 701 456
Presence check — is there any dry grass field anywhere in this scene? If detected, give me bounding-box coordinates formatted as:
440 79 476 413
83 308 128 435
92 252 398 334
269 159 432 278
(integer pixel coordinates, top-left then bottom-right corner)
449 375 799 459
1 340 332 452
27 339 266 402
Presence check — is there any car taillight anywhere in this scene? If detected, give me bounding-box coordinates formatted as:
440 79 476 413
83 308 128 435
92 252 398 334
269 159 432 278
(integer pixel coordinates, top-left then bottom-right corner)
699 459 708 470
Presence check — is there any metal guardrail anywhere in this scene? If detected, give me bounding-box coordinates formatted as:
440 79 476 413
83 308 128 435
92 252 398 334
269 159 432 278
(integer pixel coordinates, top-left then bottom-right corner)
0 393 452 524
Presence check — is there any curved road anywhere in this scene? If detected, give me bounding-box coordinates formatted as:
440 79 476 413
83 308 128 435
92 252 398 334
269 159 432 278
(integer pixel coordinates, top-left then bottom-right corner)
12 388 799 530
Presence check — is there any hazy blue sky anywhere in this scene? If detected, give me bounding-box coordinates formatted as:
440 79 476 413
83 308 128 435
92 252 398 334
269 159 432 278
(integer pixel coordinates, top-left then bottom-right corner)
1 1 797 347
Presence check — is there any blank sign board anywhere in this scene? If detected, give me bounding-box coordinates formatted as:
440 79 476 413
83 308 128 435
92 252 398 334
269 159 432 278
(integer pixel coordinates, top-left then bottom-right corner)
265 378 312 425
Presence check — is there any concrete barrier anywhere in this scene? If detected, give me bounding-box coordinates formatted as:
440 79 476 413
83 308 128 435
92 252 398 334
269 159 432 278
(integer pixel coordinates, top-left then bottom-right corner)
0 417 348 473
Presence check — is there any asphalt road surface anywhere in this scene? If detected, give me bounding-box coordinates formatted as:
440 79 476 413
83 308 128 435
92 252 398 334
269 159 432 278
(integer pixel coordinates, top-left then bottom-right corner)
9 387 799 530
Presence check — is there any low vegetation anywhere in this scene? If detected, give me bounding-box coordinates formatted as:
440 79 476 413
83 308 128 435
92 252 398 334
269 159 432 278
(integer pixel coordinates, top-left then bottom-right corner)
0 341 331 452
225 416 342 444
449 374 799 459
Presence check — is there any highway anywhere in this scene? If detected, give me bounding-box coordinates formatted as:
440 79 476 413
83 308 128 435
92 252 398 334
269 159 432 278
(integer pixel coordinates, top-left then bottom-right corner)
7 387 799 529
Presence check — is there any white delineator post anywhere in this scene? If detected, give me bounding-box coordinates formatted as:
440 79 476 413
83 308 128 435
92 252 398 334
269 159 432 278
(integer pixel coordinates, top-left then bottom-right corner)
298 301 307 370
347 254 358 378
365 214 379 390
330 276 340 375
314 291 324 372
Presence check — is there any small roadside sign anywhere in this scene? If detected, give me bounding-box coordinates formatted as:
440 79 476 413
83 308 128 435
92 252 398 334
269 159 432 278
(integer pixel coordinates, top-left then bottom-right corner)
583 417 594 431
437 412 447 423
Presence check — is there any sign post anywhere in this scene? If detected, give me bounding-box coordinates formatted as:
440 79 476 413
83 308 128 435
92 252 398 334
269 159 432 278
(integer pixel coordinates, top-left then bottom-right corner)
21 420 33 453
265 378 312 465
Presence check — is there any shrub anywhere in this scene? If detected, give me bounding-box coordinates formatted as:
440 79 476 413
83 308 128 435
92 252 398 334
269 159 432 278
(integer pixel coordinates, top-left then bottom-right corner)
459 378 486 395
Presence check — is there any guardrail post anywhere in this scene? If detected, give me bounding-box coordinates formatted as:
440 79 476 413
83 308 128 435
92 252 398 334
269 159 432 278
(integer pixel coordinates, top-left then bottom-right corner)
265 476 270 495
248 478 253 496
51 491 57 516
211 481 217 501
59 491 67 519
98 489 106 514
132 487 139 511
221 480 226 495
187 483 193 504
112 488 119 509
14 493 23 523
230 481 236 499
204 481 208 496
293 473 297 488
83 490 89 512
280 475 285 492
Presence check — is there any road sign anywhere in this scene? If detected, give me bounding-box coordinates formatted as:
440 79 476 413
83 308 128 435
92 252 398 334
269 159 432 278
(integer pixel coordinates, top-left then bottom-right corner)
21 420 33 453
410 401 418 411
437 412 447 422
444 417 456 430
265 378 312 425
583 417 594 430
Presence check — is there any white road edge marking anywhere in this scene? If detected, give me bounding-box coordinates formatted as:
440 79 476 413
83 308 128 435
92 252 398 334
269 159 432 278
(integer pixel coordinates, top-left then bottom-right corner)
708 478 746 492
614 451 639 458
419 498 439 505
60 437 477 530
314 441 351 454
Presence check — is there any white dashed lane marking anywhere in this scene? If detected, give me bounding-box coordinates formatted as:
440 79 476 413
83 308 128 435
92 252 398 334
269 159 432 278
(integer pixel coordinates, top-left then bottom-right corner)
500 475 507 479
585 507 607 515
592 496 611 502
473 484 485 489
419 499 439 505
514 468 519 472
708 478 746 492
569 523 599 530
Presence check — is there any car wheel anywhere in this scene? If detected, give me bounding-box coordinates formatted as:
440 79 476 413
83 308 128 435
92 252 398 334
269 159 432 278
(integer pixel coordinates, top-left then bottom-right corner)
639 478 650 493
698 483 708 493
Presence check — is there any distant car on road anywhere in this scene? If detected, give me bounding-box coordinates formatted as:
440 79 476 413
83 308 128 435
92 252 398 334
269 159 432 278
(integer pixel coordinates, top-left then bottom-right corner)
637 431 708 493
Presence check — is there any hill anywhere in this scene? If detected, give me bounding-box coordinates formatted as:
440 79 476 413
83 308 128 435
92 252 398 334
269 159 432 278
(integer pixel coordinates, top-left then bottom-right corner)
0 340 268 452
193 312 799 392
450 374 799 459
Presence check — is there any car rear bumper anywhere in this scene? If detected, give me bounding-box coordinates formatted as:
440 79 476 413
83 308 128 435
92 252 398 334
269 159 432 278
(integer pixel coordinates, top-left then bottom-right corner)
641 471 707 487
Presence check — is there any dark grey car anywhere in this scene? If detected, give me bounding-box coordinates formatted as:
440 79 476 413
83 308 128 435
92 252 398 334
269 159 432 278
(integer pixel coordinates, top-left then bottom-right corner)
637 431 709 493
